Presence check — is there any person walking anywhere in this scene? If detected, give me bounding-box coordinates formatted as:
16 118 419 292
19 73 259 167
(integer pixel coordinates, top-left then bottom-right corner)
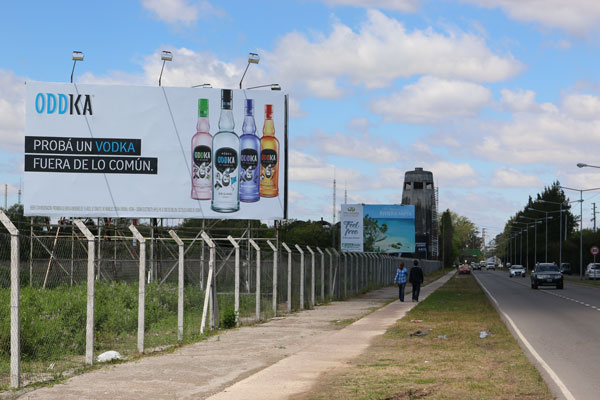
394 261 408 302
409 259 424 302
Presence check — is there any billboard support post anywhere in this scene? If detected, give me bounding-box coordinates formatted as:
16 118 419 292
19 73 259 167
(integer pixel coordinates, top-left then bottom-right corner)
306 246 315 307
200 232 215 334
267 240 278 316
342 253 347 298
227 235 240 324
74 219 95 365
249 239 261 321
282 243 292 313
0 211 20 388
129 225 146 353
168 230 185 341
294 245 305 310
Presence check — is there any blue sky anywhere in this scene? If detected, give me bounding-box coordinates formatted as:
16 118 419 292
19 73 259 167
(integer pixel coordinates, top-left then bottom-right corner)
3 0 600 240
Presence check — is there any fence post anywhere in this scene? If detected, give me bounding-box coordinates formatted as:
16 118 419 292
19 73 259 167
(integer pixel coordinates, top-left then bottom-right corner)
324 248 332 298
168 230 185 341
306 246 315 307
227 235 240 325
342 253 347 298
0 211 20 388
316 247 324 302
249 239 261 321
282 243 292 313
267 240 278 316
74 219 95 365
128 225 146 353
294 244 305 310
200 232 215 334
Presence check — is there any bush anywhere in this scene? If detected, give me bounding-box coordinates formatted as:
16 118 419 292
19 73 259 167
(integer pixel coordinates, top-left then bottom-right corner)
221 308 237 329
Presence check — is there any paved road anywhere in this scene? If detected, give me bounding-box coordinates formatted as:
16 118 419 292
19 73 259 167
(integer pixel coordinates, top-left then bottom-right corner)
475 269 600 400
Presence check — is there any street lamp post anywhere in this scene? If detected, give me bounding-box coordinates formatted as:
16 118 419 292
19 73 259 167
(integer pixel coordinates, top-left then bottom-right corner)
560 183 600 279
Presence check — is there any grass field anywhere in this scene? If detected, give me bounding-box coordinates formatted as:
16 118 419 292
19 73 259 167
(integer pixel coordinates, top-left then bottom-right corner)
306 274 553 400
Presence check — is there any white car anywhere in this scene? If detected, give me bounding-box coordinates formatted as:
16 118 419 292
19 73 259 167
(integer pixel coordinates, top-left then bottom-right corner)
509 265 526 278
585 263 600 280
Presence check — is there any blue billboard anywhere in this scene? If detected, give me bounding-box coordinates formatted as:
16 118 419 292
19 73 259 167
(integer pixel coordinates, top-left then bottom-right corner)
363 204 415 253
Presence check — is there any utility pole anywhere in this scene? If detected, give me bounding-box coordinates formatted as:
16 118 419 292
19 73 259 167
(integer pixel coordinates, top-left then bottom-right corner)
592 202 597 232
481 228 486 259
4 184 7 210
332 168 336 248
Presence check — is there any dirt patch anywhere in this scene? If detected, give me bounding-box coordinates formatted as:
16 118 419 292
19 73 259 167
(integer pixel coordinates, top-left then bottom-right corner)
382 388 433 399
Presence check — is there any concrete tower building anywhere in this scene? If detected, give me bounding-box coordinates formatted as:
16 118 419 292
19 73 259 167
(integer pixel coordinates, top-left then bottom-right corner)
401 167 438 259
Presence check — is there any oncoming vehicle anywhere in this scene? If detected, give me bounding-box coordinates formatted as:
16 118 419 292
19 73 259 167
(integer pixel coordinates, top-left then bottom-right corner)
531 263 563 289
458 264 471 274
509 265 526 278
585 263 600 280
486 262 495 271
560 263 572 275
472 262 481 270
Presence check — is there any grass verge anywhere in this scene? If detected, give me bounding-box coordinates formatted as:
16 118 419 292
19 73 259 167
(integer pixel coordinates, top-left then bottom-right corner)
305 274 553 400
563 275 600 287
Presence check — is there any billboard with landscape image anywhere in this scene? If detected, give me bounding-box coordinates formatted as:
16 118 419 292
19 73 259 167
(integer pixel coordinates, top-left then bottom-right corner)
341 204 415 253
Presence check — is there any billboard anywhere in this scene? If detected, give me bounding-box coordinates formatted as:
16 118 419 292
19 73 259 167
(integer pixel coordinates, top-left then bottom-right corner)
341 204 415 253
24 82 287 219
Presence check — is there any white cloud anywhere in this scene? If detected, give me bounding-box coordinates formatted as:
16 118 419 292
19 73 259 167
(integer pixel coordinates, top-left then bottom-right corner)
371 76 492 123
265 10 522 98
0 70 26 152
307 130 404 163
320 0 420 12
492 167 542 187
289 150 324 168
562 93 600 120
463 0 600 35
141 0 224 26
499 88 539 112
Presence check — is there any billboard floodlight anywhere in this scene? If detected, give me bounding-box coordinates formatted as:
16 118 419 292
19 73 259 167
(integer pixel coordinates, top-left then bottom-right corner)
240 52 260 89
247 84 281 91
158 50 173 87
70 51 84 83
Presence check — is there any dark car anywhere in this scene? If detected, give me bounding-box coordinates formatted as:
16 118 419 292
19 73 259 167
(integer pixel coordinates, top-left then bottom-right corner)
472 262 482 270
531 263 563 289
560 263 572 275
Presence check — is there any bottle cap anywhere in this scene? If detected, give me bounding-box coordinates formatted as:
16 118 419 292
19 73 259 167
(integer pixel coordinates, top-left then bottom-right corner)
265 104 273 119
198 98 209 117
221 89 232 110
245 99 254 116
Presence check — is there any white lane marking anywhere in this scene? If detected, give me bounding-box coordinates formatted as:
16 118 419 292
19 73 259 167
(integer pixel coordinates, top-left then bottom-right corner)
497 273 600 311
474 274 576 400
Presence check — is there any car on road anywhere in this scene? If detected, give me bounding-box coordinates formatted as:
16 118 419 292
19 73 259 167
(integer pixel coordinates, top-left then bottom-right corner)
472 262 481 270
584 263 600 280
458 264 471 274
531 263 563 289
509 265 526 278
486 262 496 271
560 263 572 275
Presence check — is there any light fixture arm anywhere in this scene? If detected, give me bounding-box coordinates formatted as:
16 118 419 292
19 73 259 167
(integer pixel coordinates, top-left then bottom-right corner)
70 60 77 83
159 60 166 87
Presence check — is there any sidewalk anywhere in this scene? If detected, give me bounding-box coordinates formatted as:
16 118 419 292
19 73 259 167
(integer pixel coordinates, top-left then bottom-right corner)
16 271 454 400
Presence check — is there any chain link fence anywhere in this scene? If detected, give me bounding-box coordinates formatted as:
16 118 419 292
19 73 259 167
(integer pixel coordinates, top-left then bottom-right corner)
0 215 440 390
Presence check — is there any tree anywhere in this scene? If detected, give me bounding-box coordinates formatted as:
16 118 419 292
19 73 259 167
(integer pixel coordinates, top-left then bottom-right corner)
363 214 388 252
439 209 455 267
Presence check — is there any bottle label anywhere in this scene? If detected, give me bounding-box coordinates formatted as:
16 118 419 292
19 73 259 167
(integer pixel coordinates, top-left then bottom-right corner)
241 149 259 170
214 147 238 189
261 149 277 169
193 145 211 173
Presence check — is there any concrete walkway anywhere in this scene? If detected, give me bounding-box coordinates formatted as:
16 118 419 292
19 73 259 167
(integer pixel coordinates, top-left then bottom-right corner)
17 271 454 400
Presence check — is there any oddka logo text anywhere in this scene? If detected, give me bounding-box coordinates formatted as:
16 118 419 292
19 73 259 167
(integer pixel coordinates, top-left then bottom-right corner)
35 92 93 115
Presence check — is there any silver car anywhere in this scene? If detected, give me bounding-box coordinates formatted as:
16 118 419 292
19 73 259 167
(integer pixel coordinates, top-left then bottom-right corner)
585 263 600 280
509 265 526 278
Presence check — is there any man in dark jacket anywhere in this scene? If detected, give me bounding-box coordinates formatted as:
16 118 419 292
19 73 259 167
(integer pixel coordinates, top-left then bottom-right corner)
409 259 424 302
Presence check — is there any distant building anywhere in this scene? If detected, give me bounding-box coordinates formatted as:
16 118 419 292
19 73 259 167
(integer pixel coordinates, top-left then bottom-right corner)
401 167 438 259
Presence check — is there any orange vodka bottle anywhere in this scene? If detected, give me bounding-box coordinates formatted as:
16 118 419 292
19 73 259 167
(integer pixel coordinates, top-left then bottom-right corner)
260 104 279 197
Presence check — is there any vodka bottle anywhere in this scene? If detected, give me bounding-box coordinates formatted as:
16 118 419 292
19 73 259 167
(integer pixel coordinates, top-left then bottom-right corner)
191 98 212 200
260 104 279 197
211 89 240 212
239 99 260 202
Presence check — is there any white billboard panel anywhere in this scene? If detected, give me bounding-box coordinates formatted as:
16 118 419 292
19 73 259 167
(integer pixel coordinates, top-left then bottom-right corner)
341 204 363 252
24 82 287 219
